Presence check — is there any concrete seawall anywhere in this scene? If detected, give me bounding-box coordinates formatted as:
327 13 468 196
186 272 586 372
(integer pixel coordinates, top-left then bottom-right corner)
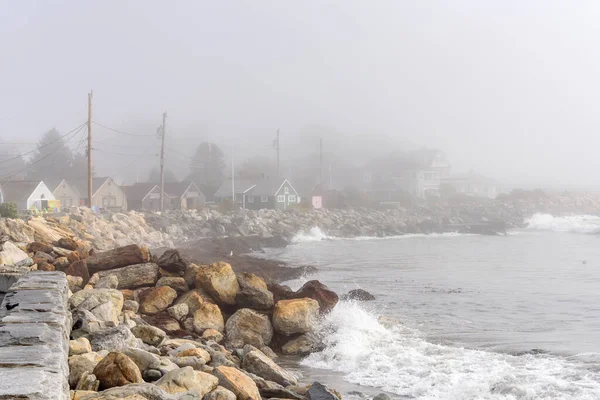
0 272 72 400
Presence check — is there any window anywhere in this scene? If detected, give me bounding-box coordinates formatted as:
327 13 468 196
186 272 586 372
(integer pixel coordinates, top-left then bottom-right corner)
248 196 255 203
363 173 372 182
277 195 285 202
289 195 297 202
424 173 432 181
261 196 268 202
284 187 289 194
102 196 116 207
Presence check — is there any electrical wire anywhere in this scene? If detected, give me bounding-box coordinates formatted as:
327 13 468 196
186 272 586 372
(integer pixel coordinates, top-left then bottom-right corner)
0 122 87 165
92 121 155 137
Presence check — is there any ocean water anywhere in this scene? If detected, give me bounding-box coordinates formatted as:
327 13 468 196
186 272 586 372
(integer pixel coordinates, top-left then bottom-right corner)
265 214 600 399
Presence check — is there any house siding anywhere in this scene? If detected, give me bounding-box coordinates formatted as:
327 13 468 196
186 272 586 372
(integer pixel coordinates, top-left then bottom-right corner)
28 182 56 210
52 182 80 209
92 179 127 211
274 181 300 210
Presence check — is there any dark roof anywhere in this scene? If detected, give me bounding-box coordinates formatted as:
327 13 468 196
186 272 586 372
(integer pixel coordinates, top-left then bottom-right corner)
248 178 297 197
0 181 43 203
164 181 198 198
44 179 64 192
214 180 256 198
122 183 159 201
73 177 110 198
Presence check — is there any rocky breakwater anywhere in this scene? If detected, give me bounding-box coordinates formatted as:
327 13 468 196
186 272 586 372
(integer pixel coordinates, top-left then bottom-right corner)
54 244 346 400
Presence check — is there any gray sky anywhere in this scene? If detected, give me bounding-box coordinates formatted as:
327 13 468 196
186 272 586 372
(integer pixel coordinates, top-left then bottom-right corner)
1 1 600 188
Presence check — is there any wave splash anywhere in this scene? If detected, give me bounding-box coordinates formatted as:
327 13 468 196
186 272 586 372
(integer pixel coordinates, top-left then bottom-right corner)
291 228 470 244
525 213 600 234
302 302 600 399
291 227 330 243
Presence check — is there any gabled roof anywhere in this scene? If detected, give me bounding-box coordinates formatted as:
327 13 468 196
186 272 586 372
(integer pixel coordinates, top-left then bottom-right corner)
73 177 110 198
214 180 256 198
122 183 160 202
248 178 298 197
44 178 64 193
164 181 194 198
0 181 44 203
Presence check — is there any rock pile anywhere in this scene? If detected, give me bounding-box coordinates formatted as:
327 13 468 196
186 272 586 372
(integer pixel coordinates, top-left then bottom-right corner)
23 241 341 400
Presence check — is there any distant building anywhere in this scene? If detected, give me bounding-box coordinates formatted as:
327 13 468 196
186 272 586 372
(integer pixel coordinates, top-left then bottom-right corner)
214 177 300 210
441 172 505 199
0 181 56 211
74 177 127 211
164 181 205 210
45 179 81 209
122 183 166 211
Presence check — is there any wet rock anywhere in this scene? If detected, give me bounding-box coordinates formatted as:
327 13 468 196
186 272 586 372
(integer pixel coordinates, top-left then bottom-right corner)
213 366 261 400
235 286 274 310
139 286 177 314
70 337 92 356
281 333 324 356
253 377 304 400
193 301 225 333
93 351 143 390
156 276 189 294
195 261 240 305
156 366 219 396
88 325 143 352
91 263 160 290
167 303 189 321
65 260 90 285
69 352 103 388
225 308 273 348
69 288 124 325
96 274 119 289
203 386 237 400
307 381 340 400
131 325 167 347
272 298 319 336
242 350 297 386
157 249 188 274
268 283 295 302
341 288 376 301
294 280 338 313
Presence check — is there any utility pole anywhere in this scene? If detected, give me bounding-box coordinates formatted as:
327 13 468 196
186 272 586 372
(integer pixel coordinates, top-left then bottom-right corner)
160 112 167 212
231 145 235 208
276 129 280 177
87 91 93 208
319 138 323 184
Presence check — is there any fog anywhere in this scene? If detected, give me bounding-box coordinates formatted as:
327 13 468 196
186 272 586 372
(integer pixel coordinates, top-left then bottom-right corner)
1 1 600 190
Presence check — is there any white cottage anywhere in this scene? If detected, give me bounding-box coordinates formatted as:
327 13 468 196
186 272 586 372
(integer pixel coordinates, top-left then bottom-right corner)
0 181 56 211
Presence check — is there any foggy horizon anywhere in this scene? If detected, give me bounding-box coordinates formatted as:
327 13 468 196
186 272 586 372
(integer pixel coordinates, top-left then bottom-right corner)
2 1 600 191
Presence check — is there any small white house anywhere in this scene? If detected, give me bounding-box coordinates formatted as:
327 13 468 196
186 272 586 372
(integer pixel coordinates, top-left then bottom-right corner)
0 181 56 211
441 172 503 199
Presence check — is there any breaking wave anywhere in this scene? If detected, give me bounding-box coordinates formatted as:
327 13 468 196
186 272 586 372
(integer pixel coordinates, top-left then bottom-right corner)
291 227 330 243
291 228 470 244
302 302 600 399
525 213 600 234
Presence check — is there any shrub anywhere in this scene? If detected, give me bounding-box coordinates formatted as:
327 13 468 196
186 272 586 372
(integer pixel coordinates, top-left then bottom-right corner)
0 202 18 219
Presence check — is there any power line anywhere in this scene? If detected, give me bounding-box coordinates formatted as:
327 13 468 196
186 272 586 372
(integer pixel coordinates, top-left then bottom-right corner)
92 121 155 137
0 122 87 166
94 147 160 157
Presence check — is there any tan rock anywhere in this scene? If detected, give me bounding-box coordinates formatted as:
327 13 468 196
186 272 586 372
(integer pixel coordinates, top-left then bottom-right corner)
69 352 103 388
155 366 218 395
225 308 273 348
236 272 268 291
167 303 189 321
184 263 202 287
204 386 237 400
176 289 214 313
272 298 319 336
69 337 92 356
138 286 177 314
131 325 167 347
69 288 124 325
0 241 28 266
202 328 224 343
195 262 240 305
193 301 225 333
156 276 188 294
176 347 211 363
93 352 143 390
213 366 261 400
242 350 297 386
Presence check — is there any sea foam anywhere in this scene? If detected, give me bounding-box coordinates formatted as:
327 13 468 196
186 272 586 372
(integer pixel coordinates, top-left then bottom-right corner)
525 213 600 234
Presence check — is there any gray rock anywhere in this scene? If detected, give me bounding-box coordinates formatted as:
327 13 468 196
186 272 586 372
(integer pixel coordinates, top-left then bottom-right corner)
235 286 274 310
225 308 273 348
242 350 297 386
203 386 237 400
121 347 161 372
155 366 218 397
73 382 180 399
157 249 188 274
131 324 167 347
157 276 189 294
88 325 143 352
167 303 189 321
341 288 376 301
143 368 163 382
69 288 124 326
123 299 140 313
373 394 392 400
281 333 324 356
307 381 340 400
93 262 160 289
95 274 119 289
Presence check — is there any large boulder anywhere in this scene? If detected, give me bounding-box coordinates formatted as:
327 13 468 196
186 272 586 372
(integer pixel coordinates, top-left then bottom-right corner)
213 366 261 400
195 262 240 305
167 303 189 321
66 260 90 285
236 272 268 291
139 286 177 314
267 283 295 303
306 381 340 400
121 348 161 373
0 241 29 266
91 263 160 290
142 313 182 334
69 288 124 325
93 352 143 390
156 276 188 294
131 325 167 347
57 236 79 250
69 352 103 388
72 382 178 400
341 288 375 301
294 280 338 314
176 289 214 313
192 300 225 333
272 298 319 336
88 325 143 352
204 386 237 400
225 308 273 348
235 286 274 310
155 366 218 396
69 337 92 356
157 249 188 274
242 350 297 386
281 333 324 356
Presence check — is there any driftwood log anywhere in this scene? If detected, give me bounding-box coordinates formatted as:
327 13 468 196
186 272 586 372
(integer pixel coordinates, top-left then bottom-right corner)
86 244 150 274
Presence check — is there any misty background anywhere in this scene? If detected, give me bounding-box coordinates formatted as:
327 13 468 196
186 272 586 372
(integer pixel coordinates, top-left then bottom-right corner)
1 1 600 190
